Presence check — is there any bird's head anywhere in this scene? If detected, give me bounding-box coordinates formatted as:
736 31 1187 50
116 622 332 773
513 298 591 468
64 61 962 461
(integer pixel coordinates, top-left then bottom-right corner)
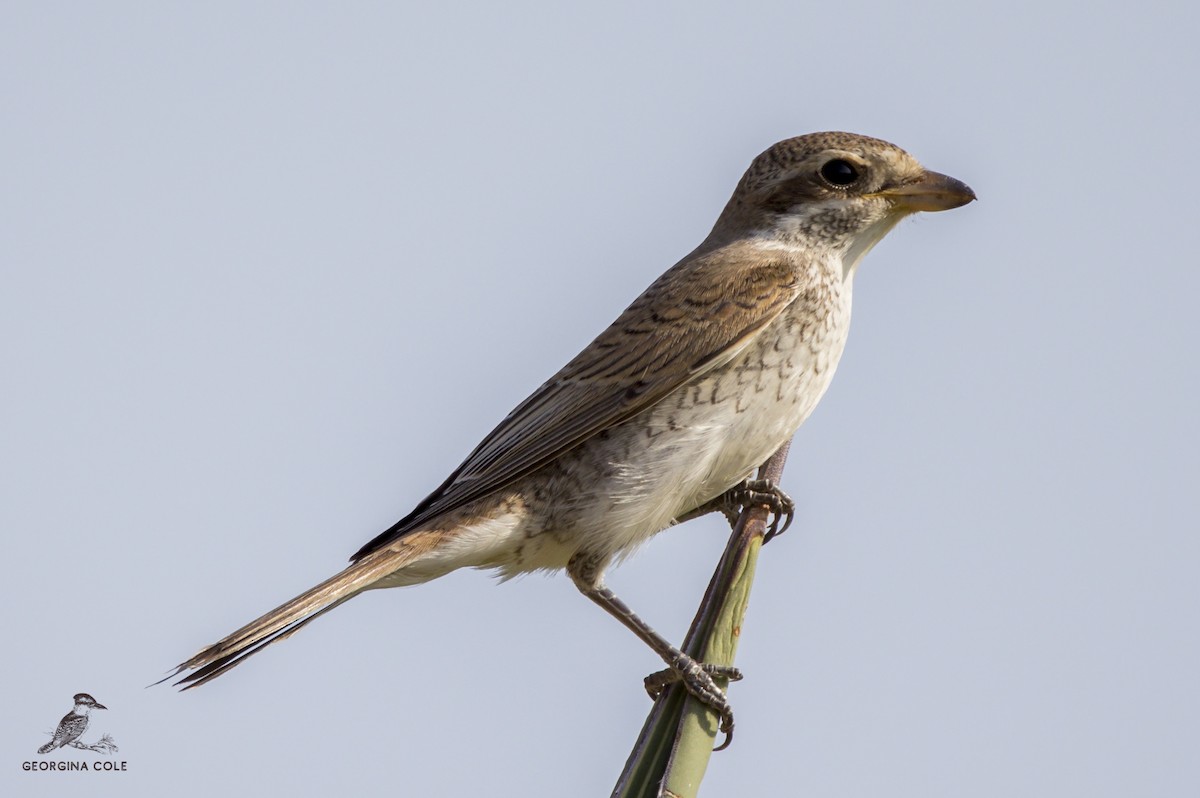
710 132 975 275
73 693 107 710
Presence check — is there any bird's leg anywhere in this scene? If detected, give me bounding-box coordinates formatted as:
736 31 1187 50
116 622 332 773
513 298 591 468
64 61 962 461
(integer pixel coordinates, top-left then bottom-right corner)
675 478 796 543
643 663 742 699
673 494 742 529
568 552 741 748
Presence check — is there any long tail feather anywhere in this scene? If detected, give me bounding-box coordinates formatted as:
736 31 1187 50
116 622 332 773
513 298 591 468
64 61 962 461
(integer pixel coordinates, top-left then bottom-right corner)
165 531 443 689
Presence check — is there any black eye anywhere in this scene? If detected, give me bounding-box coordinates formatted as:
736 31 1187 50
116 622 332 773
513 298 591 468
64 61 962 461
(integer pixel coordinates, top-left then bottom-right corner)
820 159 859 187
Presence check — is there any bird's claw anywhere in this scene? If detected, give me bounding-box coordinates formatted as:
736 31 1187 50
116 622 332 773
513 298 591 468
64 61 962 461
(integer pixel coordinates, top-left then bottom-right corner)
643 662 744 699
643 657 744 751
674 479 795 539
731 478 795 543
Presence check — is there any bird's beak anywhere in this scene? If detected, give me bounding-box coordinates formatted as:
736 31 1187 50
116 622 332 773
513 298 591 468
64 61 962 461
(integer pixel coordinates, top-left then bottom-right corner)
877 170 976 213
94 703 107 710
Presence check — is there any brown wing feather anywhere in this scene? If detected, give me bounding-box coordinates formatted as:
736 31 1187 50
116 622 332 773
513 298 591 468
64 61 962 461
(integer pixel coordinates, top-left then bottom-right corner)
352 245 801 560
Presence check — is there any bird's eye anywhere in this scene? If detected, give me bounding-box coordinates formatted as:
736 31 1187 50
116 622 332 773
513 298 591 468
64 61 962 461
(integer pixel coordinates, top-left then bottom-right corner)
820 159 859 187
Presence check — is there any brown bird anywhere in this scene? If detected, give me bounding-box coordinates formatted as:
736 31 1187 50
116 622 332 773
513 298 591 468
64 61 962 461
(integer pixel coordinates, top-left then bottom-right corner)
169 132 974 739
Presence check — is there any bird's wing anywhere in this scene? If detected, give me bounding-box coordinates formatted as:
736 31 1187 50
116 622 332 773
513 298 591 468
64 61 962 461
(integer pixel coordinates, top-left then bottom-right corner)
352 246 801 560
54 713 83 742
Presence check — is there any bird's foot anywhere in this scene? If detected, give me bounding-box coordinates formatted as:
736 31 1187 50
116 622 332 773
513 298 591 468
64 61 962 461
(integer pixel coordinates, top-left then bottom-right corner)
644 661 743 699
727 478 795 543
675 479 795 540
643 655 744 751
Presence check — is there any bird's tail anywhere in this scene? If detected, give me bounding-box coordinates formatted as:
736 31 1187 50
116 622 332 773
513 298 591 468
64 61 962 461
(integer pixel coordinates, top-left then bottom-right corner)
37 741 57 754
165 529 447 689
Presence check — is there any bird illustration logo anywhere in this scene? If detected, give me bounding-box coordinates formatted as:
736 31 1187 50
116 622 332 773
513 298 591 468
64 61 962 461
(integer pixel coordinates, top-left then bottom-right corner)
37 693 118 755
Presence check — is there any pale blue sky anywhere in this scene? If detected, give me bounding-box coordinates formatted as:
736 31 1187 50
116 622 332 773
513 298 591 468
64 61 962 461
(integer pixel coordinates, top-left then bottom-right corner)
4 2 1197 796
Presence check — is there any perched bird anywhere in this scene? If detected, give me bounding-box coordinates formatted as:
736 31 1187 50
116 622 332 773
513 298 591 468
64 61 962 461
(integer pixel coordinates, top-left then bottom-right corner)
170 132 973 738
38 693 106 754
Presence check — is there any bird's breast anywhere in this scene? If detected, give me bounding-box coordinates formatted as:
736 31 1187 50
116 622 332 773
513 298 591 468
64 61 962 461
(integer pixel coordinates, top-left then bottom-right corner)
570 269 854 557
670 271 853 494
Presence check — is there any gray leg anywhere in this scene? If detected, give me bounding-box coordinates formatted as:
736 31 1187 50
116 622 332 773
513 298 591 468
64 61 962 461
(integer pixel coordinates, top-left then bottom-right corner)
568 551 742 747
674 495 742 528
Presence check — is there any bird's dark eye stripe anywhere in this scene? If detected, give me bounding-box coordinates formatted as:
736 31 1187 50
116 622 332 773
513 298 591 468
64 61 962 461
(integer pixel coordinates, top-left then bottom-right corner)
820 159 859 186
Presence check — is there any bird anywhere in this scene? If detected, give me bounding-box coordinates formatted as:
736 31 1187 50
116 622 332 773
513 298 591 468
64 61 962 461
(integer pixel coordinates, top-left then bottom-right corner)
38 693 107 754
169 132 974 740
